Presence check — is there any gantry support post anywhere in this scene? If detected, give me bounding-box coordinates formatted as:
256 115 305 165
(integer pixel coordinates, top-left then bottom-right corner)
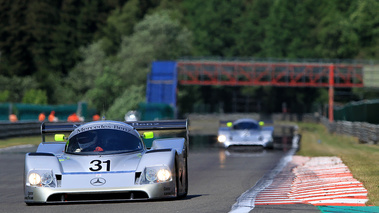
328 64 334 122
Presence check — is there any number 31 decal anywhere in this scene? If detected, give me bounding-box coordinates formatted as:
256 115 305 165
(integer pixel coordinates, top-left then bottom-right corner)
90 160 111 171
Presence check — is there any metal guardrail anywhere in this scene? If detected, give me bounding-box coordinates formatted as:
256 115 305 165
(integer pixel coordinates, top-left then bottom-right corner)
272 114 379 144
0 121 41 139
321 117 379 144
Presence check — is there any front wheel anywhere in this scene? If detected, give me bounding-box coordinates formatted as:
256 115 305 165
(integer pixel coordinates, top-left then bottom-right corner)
177 156 188 199
175 156 188 199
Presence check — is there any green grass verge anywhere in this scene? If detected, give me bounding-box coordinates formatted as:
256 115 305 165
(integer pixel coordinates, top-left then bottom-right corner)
296 122 379 206
0 136 43 148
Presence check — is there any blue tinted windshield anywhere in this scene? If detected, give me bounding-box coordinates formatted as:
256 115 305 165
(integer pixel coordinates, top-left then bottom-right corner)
233 122 260 130
66 129 143 154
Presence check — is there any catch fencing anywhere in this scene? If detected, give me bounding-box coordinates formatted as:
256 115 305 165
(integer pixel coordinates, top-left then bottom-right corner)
0 102 95 122
333 99 379 124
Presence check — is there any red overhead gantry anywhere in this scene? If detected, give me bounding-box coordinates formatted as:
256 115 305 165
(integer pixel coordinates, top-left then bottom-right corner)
177 61 364 121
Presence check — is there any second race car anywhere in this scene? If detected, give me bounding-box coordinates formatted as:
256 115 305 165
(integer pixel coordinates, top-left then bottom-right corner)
217 118 274 149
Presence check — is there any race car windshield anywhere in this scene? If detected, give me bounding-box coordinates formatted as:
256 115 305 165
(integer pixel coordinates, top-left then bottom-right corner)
66 129 143 155
233 122 260 130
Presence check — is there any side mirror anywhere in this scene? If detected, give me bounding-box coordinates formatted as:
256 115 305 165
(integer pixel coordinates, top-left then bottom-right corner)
143 132 154 139
55 134 67 141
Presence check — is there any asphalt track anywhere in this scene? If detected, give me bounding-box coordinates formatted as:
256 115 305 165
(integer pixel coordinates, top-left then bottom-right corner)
0 138 321 213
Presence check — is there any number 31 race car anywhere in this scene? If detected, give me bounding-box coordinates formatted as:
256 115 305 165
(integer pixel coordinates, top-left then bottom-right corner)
24 120 188 204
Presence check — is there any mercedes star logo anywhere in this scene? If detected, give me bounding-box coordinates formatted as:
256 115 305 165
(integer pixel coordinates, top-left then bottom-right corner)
90 177 106 186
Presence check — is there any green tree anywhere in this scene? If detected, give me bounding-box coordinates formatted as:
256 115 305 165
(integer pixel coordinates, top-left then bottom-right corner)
27 0 60 74
0 75 38 102
352 88 379 100
350 0 379 59
314 0 359 58
0 0 36 76
100 0 176 55
84 10 192 117
50 0 84 76
22 89 48 104
181 0 243 56
66 40 107 102
106 85 145 120
0 90 10 102
101 0 142 55
231 0 273 57
262 0 324 58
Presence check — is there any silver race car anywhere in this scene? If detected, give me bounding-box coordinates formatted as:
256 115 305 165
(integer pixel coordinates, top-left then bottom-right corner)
217 118 274 149
24 120 188 204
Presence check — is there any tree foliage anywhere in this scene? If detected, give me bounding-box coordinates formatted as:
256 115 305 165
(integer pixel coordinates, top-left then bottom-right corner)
0 0 378 116
105 85 145 120
66 10 192 118
0 0 125 102
0 75 39 103
231 0 273 57
181 0 243 56
350 0 379 59
22 89 48 104
66 40 107 103
0 0 35 76
0 90 10 102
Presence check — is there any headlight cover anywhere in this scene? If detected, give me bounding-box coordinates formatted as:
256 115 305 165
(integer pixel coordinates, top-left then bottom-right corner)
27 170 56 187
218 135 226 143
28 173 41 185
139 166 172 184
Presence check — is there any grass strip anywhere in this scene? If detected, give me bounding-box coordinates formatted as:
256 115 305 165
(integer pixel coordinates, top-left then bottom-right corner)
0 136 42 148
296 122 379 206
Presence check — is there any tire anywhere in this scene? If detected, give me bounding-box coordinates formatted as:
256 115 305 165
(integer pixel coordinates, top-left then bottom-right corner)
174 158 179 198
176 156 188 199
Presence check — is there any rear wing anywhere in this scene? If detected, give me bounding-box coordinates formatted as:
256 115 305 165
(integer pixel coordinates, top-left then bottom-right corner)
41 120 189 142
219 120 233 126
219 119 274 128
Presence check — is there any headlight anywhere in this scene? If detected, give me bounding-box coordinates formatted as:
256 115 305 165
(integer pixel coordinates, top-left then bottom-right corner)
157 169 171 182
145 168 158 182
140 166 172 184
218 135 226 142
41 172 53 185
27 170 55 187
28 173 41 185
